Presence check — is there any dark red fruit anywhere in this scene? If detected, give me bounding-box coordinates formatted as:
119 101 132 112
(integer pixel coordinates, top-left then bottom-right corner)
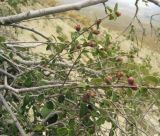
92 30 100 35
75 24 81 31
130 83 138 90
88 90 96 97
116 71 124 79
116 11 121 17
100 47 105 51
96 19 102 25
128 77 135 85
104 76 112 84
87 41 95 47
87 104 94 111
82 93 90 103
76 44 81 49
116 56 123 62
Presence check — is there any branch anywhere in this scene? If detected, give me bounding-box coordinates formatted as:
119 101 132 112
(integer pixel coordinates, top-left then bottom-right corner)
0 93 27 136
0 68 15 79
14 58 103 76
0 0 107 25
0 62 26 136
7 24 50 41
2 83 160 94
148 0 160 6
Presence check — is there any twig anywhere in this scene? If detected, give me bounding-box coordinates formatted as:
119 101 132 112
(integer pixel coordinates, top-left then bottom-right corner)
2 83 160 94
0 68 15 79
0 93 27 136
0 0 107 25
6 24 50 41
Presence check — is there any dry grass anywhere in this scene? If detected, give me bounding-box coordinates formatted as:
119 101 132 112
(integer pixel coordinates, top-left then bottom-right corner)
64 11 91 26
38 0 56 7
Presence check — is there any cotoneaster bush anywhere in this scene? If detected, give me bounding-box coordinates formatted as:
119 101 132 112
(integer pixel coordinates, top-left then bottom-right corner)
0 2 160 136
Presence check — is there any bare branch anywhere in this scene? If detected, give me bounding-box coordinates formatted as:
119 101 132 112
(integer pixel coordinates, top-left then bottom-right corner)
7 24 50 41
0 0 107 25
148 0 160 6
0 93 27 136
3 83 160 94
0 68 15 79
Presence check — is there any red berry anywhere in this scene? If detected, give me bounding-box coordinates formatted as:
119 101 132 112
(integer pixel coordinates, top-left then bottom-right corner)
116 56 123 62
76 44 81 49
87 104 94 111
100 47 105 51
104 76 112 84
128 77 135 85
116 71 124 79
130 83 138 90
87 41 95 47
75 24 81 31
82 93 90 103
96 19 102 25
92 30 100 35
116 11 121 17
88 90 96 97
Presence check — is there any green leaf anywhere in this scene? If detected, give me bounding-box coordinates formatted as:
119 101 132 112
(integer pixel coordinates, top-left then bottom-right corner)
45 113 58 125
22 95 31 107
109 129 114 136
112 92 119 102
143 75 160 85
114 3 118 12
0 36 5 42
88 32 93 40
79 103 88 118
57 36 65 42
40 101 54 118
21 95 34 115
57 127 68 136
37 94 44 102
107 6 112 13
9 52 14 59
106 89 113 98
83 118 94 127
79 82 88 88
46 101 54 109
126 88 132 97
96 117 106 126
91 78 103 85
71 32 79 40
68 129 75 136
109 14 114 20
70 40 78 52
33 124 45 132
58 94 65 103
135 88 148 97
40 107 52 118
55 43 65 53
46 44 51 50
24 75 33 87
69 119 75 128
